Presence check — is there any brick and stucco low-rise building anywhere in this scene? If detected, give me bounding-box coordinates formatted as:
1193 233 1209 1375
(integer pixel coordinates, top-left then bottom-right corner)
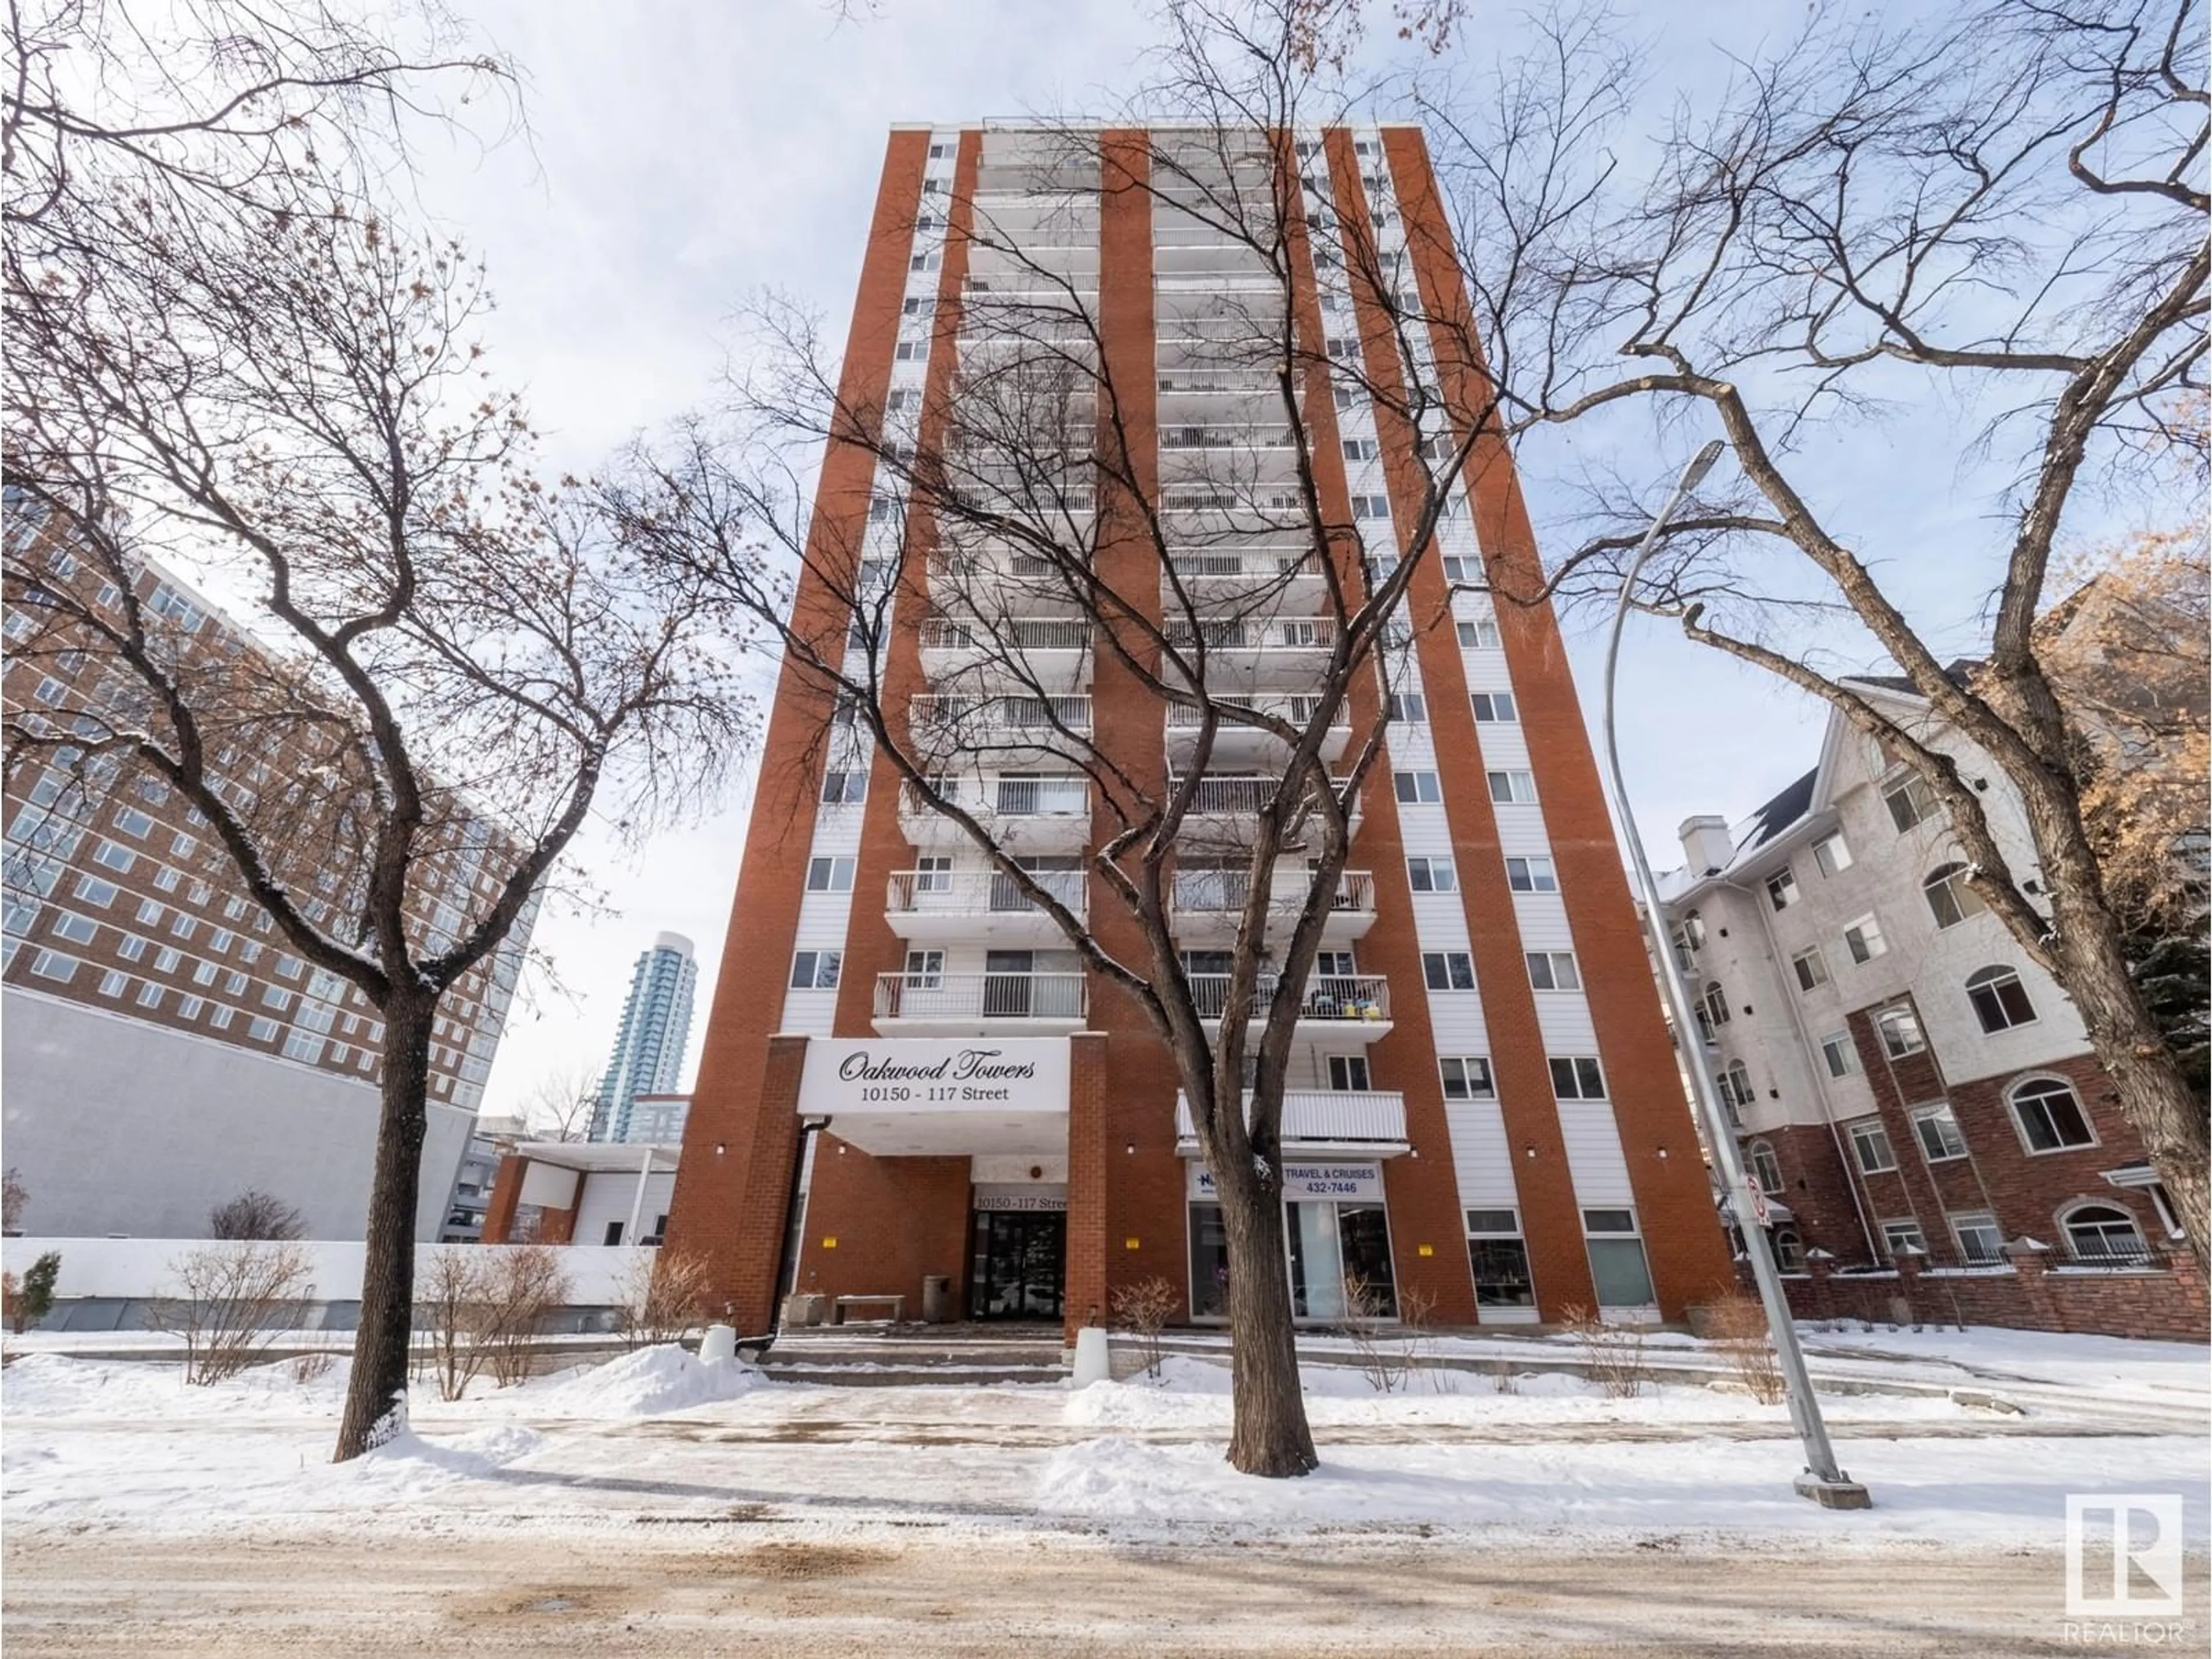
1654 679 2203 1341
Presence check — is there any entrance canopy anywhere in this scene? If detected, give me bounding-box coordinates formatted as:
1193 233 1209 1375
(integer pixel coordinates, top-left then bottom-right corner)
795 1036 1070 1158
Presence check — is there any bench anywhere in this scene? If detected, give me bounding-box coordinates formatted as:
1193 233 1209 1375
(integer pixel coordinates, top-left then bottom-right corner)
832 1293 906 1325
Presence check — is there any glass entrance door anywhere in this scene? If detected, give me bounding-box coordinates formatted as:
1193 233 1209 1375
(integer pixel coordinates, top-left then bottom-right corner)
972 1210 1066 1320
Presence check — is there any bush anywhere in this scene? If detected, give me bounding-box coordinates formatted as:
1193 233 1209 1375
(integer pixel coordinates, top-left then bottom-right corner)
1108 1277 1178 1380
5 1251 62 1334
415 1247 497 1402
480 1245 571 1388
1706 1287 1788 1404
1562 1302 1650 1399
150 1240 315 1384
209 1190 306 1241
613 1246 713 1351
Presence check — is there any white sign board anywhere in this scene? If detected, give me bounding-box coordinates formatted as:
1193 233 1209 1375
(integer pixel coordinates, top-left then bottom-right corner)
1188 1160 1383 1202
797 1037 1071 1118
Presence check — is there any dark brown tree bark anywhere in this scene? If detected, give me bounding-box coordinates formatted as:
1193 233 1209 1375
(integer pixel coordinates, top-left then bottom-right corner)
336 998 434 1459
1209 1139 1317 1476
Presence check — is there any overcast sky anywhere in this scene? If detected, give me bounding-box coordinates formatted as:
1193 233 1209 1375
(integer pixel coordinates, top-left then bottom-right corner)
399 0 2128 1123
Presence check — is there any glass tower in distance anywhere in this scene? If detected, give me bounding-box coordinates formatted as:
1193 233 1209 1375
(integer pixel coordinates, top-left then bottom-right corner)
590 932 698 1143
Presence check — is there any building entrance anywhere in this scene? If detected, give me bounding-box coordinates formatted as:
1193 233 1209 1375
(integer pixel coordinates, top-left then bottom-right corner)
971 1209 1065 1320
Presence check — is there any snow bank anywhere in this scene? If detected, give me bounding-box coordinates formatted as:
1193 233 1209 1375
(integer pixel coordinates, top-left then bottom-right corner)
1 1351 351 1419
517 1344 769 1418
340 1425 547 1498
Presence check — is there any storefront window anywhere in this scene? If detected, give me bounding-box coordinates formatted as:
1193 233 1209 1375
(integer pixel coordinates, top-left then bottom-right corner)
1186 1172 1398 1323
1467 1209 1534 1307
1188 1202 1230 1318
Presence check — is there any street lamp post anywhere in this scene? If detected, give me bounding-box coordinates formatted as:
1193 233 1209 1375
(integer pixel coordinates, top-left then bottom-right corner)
1595 440 1872 1509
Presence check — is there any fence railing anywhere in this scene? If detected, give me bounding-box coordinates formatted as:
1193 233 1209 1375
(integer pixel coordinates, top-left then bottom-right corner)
1170 869 1374 916
872 972 1088 1021
918 618 1093 652
909 695 1093 738
1183 973 1389 1022
885 869 1088 917
1175 1089 1408 1147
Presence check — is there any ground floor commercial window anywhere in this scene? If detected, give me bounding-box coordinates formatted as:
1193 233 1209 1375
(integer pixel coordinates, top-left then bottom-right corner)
1186 1161 1398 1322
1581 1208 1656 1308
1466 1209 1535 1311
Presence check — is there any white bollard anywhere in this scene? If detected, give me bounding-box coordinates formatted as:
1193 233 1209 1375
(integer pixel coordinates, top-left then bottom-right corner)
698 1324 738 1368
1070 1325 1111 1387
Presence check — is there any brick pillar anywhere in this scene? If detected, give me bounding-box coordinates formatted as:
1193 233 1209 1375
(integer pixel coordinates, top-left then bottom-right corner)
479 1153 528 1244
1804 1249 1835 1321
1065 1032 1111 1345
2003 1238 2059 1331
1892 1247 1926 1324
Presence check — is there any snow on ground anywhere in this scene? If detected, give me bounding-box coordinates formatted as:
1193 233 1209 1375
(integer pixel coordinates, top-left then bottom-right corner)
4 1329 2205 1551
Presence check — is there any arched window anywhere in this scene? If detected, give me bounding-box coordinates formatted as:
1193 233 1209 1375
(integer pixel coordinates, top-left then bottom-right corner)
1772 1225 1805 1272
1965 965 2037 1033
1703 981 1731 1029
1922 862 1987 929
2010 1077 2097 1153
2060 1202 2147 1265
1723 1061 1756 1119
1749 1139 1783 1196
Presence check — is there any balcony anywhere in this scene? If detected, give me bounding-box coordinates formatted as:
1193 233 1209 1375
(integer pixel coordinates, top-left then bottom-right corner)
1185 973 1392 1040
1168 868 1376 944
1164 696 1348 765
918 616 1092 692
872 971 1088 1037
1175 1089 1410 1157
909 694 1091 755
1161 547 1325 612
885 868 1087 944
899 775 1090 854
1168 772 1365 848
1162 616 1336 692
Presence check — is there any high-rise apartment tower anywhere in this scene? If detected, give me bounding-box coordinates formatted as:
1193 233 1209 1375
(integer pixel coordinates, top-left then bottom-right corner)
666 123 1730 1336
590 932 698 1142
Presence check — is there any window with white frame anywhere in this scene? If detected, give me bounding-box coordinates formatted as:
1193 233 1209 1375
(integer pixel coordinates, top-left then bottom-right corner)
788 950 842 991
1392 770 1441 804
1438 1056 1494 1099
1504 856 1557 892
1549 1056 1605 1100
2009 1077 2096 1153
1842 914 1887 963
914 856 953 893
1880 1218 1926 1256
2059 1202 2147 1264
1765 866 1800 910
28 948 77 982
1457 618 1501 649
1910 1103 1968 1162
1406 855 1457 893
73 874 116 907
1874 1004 1926 1058
1749 1140 1783 1196
1469 691 1517 723
1790 946 1830 993
902 949 944 987
1820 1030 1860 1077
1385 692 1427 722
1812 831 1853 876
1720 1060 1756 1121
1847 1118 1897 1173
1487 770 1536 804
1883 772 1938 832
1965 965 2036 1032
1581 1209 1656 1306
1949 1210 2004 1265
806 857 857 893
99 968 128 996
1422 950 1475 990
1525 950 1579 991
1327 1054 1371 1090
49 911 96 945
1922 862 1987 929
1467 1209 1534 1307
821 770 869 805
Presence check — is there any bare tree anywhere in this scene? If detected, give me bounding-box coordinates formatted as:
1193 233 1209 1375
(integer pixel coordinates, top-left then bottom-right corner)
1 1167 25 1234
628 3 1539 1477
209 1190 307 1241
521 1057 601 1143
150 1238 316 1384
611 1244 714 1350
5 140 753 1459
414 1244 493 1401
1422 0 2210 1261
478 1243 570 1387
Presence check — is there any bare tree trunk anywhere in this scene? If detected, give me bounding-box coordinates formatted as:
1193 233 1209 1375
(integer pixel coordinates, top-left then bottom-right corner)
1211 1148 1317 1478
334 998 434 1461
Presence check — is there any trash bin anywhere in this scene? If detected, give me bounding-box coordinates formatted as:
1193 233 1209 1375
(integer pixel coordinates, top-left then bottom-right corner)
922 1274 953 1324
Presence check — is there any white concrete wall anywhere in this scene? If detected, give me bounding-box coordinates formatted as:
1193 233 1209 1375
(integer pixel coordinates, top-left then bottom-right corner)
571 1168 678 1246
1 986 474 1242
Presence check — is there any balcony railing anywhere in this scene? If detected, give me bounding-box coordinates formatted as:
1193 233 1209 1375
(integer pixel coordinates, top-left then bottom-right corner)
903 776 1090 817
1184 973 1389 1022
918 617 1092 653
886 868 1088 918
1171 774 1357 815
1175 1089 1409 1150
1164 617 1336 652
1166 698 1339 735
1158 425 1297 450
1164 549 1321 580
872 971 1088 1022
1171 869 1374 918
910 695 1093 739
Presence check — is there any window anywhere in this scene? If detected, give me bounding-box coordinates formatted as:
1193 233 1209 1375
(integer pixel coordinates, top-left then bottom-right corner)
73 875 117 907
209 1005 236 1031
1467 1210 1534 1308
1457 618 1501 649
1393 770 1441 804
263 985 292 1011
806 856 857 893
1487 770 1536 804
1439 554 1483 585
1842 914 1887 963
1720 1060 1756 1119
1406 855 1457 893
1812 832 1853 877
1820 1030 1859 1078
1883 772 1937 832
1790 947 1830 993
224 971 247 995
1749 1141 1783 1196
1421 950 1475 991
1469 691 1517 722
1765 866 1800 910
821 770 869 805
1581 1209 1655 1306
1922 862 1987 930
1699 980 1730 1032
1874 1004 1925 1058
2061 1202 2147 1264
113 805 152 838
28 948 77 982
92 839 135 873
1949 1210 2004 1266
136 981 164 1009
172 832 197 857
1503 856 1556 893
914 856 953 893
1549 1056 1606 1100
1772 1226 1806 1271
1911 1103 1968 1162
1385 693 1427 722
116 934 147 963
1327 1055 1371 1091
1342 437 1380 461
2010 1077 2096 1153
788 950 842 991
154 946 180 972
50 912 96 945
1350 493 1391 518
1965 965 2036 1033
192 960 217 986
1438 1056 1494 1099
276 954 303 981
282 1030 325 1065
1526 951 1580 991
1847 1119 1897 1174
100 968 128 997
1880 1219 1926 1257
249 1016 279 1042
902 949 944 987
